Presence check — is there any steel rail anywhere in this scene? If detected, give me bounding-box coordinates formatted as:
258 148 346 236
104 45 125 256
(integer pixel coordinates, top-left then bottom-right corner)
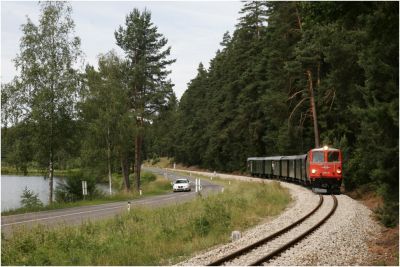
249 195 338 266
207 194 324 266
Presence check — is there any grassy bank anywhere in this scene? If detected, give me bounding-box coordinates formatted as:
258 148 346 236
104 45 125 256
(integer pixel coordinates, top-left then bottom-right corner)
2 180 291 265
1 174 171 216
143 157 174 168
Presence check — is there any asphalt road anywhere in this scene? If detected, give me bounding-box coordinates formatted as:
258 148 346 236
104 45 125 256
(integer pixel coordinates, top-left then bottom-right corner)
1 168 222 238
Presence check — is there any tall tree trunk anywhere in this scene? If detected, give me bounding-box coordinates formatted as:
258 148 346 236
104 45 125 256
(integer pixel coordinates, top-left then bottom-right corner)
134 133 142 191
107 126 112 195
121 155 130 192
49 93 54 204
307 69 320 148
296 4 320 148
49 150 54 204
295 4 303 31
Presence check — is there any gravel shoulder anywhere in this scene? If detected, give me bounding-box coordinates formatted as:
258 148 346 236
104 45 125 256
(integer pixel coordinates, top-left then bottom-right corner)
176 170 383 266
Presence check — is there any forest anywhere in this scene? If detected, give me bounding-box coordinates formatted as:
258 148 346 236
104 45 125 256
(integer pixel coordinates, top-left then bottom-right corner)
1 1 398 226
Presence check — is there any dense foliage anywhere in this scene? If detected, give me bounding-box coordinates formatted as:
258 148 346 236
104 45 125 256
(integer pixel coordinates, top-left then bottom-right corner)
151 2 399 225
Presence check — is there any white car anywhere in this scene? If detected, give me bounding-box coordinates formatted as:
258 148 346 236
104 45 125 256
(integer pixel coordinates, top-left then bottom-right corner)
172 179 191 192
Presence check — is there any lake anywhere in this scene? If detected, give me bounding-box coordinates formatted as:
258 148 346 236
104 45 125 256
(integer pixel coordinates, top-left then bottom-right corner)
1 175 64 212
1 175 112 212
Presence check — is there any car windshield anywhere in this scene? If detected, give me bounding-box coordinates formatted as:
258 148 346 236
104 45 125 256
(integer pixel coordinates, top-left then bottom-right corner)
175 180 188 184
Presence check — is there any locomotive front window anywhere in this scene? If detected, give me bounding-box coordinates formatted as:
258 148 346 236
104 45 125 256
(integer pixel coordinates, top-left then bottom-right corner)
328 151 339 162
312 151 324 162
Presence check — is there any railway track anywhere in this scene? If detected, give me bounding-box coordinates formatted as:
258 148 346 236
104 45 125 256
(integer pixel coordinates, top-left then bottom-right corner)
207 194 338 266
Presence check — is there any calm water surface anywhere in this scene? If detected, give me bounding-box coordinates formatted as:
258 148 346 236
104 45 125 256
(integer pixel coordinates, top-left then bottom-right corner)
1 175 64 212
1 175 113 212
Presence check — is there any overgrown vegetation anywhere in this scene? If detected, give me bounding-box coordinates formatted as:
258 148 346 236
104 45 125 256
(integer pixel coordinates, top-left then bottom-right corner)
55 170 99 202
143 157 174 169
1 181 290 265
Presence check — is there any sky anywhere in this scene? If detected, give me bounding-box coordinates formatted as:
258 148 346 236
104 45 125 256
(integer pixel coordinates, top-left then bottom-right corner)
1 1 243 99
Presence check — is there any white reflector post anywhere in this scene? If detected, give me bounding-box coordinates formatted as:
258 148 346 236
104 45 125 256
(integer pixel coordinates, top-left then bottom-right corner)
82 180 87 199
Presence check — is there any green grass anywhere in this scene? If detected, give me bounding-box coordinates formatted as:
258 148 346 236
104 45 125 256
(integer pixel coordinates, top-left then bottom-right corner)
1 174 171 216
143 157 174 168
1 180 291 266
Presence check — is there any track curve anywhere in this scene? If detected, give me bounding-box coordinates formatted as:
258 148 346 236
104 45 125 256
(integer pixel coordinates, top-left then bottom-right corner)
207 195 338 266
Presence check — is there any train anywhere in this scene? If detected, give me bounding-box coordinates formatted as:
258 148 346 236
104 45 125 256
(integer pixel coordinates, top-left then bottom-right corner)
247 146 343 194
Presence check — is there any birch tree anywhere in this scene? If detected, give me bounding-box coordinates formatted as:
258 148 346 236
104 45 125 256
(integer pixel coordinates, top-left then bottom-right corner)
14 2 82 203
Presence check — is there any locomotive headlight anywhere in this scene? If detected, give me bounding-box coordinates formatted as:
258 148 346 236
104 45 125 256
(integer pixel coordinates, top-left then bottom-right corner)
311 169 317 174
336 169 342 174
323 145 329 150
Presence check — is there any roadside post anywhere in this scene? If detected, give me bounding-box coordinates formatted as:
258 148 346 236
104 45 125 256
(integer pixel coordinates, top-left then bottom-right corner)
195 178 202 193
82 180 87 200
127 201 131 212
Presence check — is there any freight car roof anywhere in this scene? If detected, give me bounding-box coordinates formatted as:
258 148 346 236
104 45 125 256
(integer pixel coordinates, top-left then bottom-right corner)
247 156 283 161
281 154 307 160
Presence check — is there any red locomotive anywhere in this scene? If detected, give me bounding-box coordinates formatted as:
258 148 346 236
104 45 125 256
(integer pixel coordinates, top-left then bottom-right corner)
247 146 343 194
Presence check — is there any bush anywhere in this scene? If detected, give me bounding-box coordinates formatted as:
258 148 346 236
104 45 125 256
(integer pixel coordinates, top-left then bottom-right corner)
141 172 156 184
55 171 99 202
20 187 43 209
376 202 399 228
151 157 160 165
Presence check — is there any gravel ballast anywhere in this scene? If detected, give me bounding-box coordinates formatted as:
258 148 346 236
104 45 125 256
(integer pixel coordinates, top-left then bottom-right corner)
176 170 382 266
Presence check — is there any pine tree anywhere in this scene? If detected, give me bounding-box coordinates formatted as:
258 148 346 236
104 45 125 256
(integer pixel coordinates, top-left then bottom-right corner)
238 1 268 39
115 8 175 191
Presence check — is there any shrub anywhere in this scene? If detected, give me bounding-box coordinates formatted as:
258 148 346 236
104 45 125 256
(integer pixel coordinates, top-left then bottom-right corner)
194 216 211 236
141 172 157 184
151 157 160 165
55 171 99 202
20 187 43 209
376 202 399 228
